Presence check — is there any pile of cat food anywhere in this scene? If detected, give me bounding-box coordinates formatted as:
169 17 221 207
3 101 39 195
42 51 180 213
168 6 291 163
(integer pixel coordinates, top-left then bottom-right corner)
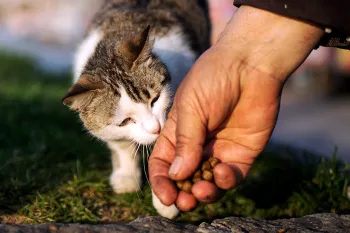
176 157 219 193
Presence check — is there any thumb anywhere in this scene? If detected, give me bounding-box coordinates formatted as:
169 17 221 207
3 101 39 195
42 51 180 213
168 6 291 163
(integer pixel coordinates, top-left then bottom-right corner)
168 96 207 180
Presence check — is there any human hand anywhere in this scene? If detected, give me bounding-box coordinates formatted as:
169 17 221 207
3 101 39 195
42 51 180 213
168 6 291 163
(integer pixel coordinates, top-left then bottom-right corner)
149 6 324 211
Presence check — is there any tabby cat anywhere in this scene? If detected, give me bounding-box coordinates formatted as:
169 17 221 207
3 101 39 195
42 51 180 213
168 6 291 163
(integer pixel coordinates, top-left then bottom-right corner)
62 0 210 219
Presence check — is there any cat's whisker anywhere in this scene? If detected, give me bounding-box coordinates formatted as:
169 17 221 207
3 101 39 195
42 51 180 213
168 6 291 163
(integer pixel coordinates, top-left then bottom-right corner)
149 142 156 158
133 142 143 198
143 145 151 187
146 144 151 162
126 141 135 151
146 145 149 160
128 141 141 200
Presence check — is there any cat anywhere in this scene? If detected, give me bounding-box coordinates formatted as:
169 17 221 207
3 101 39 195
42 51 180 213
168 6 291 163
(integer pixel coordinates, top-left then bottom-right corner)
62 0 210 219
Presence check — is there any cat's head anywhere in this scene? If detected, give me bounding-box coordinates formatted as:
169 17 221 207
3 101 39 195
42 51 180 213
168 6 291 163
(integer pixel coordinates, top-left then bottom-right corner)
62 26 171 145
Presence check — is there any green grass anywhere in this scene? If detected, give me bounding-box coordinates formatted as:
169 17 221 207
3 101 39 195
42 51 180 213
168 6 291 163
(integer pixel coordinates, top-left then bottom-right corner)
0 52 349 225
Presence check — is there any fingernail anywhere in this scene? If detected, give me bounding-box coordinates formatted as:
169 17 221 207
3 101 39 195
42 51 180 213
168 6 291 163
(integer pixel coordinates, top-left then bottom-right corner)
169 156 183 176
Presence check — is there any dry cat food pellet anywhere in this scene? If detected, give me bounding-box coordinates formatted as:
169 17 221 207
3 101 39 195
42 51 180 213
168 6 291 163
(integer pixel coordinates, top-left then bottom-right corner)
201 161 211 171
182 180 192 193
192 170 202 183
176 180 184 190
202 170 213 182
209 157 220 168
176 157 220 193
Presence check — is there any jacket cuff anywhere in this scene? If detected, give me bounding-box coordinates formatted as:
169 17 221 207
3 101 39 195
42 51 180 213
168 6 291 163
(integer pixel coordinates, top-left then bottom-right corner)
233 0 350 50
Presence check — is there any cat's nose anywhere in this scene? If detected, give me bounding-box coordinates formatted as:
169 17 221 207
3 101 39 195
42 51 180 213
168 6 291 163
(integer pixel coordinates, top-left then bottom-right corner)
142 119 161 135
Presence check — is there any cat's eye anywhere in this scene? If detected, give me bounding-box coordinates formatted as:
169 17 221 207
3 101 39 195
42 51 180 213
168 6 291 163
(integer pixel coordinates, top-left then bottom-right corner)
151 94 160 107
118 117 135 127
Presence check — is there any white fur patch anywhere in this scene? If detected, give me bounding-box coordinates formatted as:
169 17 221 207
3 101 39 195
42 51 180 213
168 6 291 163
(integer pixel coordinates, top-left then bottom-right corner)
152 191 180 219
73 29 103 82
152 29 196 93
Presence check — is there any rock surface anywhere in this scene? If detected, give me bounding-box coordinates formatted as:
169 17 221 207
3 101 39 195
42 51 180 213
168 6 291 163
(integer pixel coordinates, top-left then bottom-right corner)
1 213 349 233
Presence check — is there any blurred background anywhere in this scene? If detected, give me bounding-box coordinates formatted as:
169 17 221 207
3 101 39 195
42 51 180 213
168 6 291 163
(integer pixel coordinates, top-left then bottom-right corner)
0 0 349 161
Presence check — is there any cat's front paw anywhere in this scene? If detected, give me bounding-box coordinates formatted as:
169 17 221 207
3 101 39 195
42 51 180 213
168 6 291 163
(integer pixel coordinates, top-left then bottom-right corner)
110 170 141 194
152 191 180 219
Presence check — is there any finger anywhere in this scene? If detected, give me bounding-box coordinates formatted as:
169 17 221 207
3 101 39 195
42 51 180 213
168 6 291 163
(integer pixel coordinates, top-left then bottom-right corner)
168 89 207 180
149 160 178 206
149 109 178 205
192 180 224 203
213 163 244 190
175 191 197 212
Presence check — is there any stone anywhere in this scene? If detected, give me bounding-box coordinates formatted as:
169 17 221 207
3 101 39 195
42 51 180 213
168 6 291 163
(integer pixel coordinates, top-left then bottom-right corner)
0 214 349 233
202 214 350 233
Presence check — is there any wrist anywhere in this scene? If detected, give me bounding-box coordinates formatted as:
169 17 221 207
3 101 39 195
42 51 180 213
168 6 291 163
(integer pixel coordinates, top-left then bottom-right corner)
213 5 324 82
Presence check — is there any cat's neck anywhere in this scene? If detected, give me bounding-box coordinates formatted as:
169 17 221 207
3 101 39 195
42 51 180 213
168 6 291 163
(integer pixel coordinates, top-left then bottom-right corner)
152 28 196 93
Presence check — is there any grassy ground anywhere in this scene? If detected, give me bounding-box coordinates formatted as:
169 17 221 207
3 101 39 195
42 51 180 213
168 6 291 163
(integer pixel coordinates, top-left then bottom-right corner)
0 52 349 225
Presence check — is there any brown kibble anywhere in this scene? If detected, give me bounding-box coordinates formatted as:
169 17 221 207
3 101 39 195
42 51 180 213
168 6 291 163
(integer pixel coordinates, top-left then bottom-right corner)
209 157 220 168
192 176 202 183
193 170 202 178
201 161 211 171
176 180 184 189
182 180 192 193
202 169 213 182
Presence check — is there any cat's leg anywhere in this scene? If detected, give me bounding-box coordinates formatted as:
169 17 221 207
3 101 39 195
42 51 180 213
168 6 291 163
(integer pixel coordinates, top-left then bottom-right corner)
108 141 142 194
152 191 180 219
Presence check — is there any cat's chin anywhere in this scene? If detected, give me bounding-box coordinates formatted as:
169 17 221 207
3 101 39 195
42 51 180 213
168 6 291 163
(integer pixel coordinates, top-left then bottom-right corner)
92 132 159 145
133 134 159 145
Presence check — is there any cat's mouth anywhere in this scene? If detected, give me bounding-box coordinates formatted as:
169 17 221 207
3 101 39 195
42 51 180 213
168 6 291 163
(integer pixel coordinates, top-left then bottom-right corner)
135 133 160 146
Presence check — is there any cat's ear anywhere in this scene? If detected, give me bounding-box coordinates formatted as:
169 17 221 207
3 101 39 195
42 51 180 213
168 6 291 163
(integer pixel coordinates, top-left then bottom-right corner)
117 25 152 70
62 75 104 112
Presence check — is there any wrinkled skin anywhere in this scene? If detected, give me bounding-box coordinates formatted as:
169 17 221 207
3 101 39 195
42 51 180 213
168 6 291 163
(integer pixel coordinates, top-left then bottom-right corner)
149 6 324 211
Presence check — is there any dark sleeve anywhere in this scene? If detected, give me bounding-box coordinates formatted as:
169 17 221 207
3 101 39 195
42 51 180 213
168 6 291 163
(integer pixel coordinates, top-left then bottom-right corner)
233 0 350 50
